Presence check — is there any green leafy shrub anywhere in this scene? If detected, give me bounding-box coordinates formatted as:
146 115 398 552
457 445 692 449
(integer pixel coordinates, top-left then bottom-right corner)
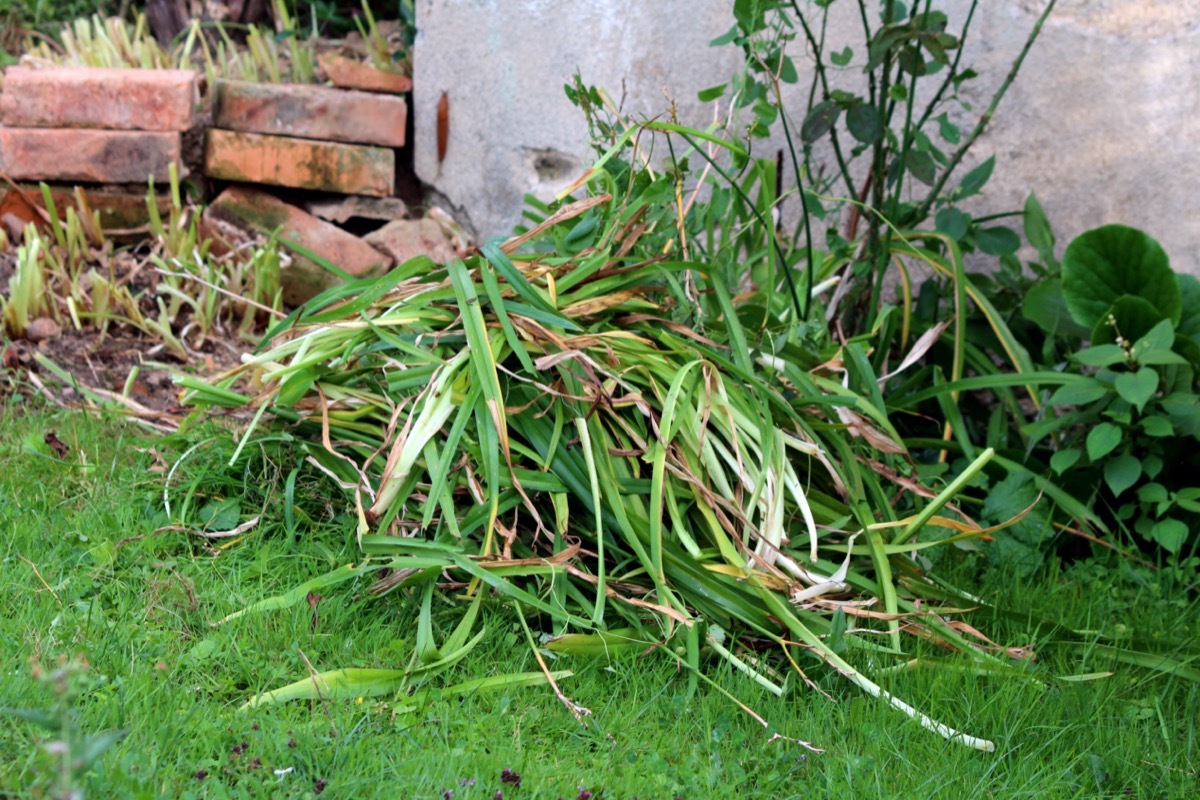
894 218 1200 568
1034 224 1200 557
703 0 1054 330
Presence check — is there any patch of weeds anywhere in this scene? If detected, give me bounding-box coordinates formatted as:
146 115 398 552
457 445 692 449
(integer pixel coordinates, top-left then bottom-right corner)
1 655 126 799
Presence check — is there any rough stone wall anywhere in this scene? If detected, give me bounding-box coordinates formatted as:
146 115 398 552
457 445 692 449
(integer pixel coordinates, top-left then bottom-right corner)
414 0 1200 273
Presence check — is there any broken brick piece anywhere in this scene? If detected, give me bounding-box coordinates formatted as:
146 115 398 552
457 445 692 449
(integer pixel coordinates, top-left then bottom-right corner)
203 185 392 305
0 67 196 131
364 218 457 266
0 127 182 183
303 194 409 225
318 53 412 95
213 79 407 147
204 129 394 196
0 186 42 240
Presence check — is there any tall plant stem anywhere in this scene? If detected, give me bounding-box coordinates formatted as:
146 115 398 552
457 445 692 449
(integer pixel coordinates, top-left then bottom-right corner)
863 0 899 330
855 0 876 106
757 40 818 322
675 131 805 322
890 0 935 212
913 0 979 132
778 110 817 321
789 0 857 199
914 0 1057 221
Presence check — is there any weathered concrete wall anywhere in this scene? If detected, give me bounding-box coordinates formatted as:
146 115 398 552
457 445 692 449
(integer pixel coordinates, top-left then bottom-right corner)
964 1 1200 272
414 1 1200 273
412 0 742 238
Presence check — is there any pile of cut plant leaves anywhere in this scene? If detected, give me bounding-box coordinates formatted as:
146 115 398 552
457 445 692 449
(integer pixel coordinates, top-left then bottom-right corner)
178 157 1189 753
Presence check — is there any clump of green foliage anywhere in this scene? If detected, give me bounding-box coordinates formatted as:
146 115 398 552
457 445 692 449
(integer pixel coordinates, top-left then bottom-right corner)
1008 224 1200 562
699 0 1055 330
182 118 1200 757
160 0 1198 758
695 1 1198 572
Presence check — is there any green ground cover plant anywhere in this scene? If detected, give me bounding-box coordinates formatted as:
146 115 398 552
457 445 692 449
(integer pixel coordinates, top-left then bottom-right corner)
152 0 1197 777
878 204 1200 572
1 407 1198 797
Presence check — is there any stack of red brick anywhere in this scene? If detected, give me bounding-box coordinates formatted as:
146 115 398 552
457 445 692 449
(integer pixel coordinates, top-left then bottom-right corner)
203 68 430 303
0 67 195 184
205 75 407 197
0 62 456 306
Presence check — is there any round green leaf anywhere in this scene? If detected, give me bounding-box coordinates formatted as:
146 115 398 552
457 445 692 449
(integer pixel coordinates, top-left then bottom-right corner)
1023 192 1056 266
1136 482 1168 503
1151 518 1188 553
1062 224 1178 328
1021 279 1090 338
1175 487 1200 513
198 498 241 531
1143 454 1164 479
904 150 936 186
937 112 961 145
1071 343 1127 367
1049 448 1081 475
1103 453 1141 498
830 46 853 67
1140 416 1173 437
1131 319 1176 355
846 103 883 145
1113 367 1158 412
976 226 1020 257
1047 380 1109 407
1089 296 1168 348
1086 422 1122 461
801 100 840 143
957 156 994 200
935 207 970 241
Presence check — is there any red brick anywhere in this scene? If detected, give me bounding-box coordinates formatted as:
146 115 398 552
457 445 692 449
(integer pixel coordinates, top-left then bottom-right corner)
7 184 172 235
0 67 196 131
203 186 392 305
213 79 406 147
364 219 457 266
318 52 412 95
204 128 394 196
0 127 181 183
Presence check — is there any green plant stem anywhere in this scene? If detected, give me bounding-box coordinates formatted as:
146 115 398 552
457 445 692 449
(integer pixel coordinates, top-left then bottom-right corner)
675 130 804 321
863 0 899 330
777 110 816 321
788 1 856 199
757 39 817 322
890 0 933 214
855 1 876 106
914 0 1057 221
913 0 979 133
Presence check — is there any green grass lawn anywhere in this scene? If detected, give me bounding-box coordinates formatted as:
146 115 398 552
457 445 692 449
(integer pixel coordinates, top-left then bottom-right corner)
2 402 1198 799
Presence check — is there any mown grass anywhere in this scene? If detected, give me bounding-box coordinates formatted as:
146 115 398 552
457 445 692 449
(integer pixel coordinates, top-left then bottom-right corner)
1 401 1197 799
